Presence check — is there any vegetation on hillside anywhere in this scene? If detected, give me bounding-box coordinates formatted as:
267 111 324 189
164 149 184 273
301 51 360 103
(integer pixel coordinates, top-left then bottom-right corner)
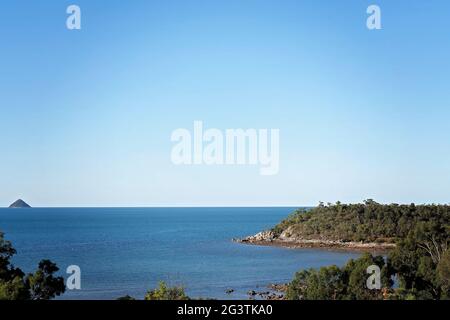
285 201 450 300
272 200 450 243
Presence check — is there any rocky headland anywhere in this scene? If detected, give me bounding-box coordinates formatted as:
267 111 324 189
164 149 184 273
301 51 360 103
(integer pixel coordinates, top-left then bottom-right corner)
234 229 396 251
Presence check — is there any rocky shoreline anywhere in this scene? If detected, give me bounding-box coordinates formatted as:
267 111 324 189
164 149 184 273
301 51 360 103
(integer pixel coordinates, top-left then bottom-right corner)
234 230 396 252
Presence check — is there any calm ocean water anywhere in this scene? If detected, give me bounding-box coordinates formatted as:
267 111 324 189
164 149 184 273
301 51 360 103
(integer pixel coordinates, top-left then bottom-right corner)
0 207 359 300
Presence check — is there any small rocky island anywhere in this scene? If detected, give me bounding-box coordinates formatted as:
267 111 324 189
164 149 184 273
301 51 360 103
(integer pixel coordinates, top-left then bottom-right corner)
9 199 31 208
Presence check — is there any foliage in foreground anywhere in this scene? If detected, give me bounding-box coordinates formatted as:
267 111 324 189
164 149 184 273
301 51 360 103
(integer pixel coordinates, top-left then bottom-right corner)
145 281 189 300
117 281 189 300
0 232 65 300
287 253 390 300
286 201 450 300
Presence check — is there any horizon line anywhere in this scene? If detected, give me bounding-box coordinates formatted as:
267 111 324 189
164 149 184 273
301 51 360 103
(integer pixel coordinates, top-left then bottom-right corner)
3 205 307 209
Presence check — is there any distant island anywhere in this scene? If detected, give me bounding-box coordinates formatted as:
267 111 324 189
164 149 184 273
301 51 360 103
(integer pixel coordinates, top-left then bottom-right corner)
9 199 31 208
236 200 449 251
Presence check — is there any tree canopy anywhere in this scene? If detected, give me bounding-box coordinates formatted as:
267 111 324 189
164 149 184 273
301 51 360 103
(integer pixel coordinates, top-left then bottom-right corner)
0 231 65 300
273 200 450 243
284 201 449 300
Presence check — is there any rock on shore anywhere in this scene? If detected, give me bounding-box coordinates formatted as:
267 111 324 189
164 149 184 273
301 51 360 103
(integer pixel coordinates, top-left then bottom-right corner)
236 230 276 243
234 227 396 251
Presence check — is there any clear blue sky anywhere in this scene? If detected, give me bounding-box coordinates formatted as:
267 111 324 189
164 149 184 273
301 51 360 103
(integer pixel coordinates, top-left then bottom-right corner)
1 0 449 207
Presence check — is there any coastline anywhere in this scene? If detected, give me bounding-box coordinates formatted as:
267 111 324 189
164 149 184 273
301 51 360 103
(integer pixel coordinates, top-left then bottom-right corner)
234 230 396 252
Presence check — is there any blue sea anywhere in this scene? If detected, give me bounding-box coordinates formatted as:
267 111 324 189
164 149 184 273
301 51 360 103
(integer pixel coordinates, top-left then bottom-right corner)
0 207 359 300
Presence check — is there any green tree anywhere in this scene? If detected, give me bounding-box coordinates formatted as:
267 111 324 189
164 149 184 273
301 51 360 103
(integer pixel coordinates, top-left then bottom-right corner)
0 277 29 300
343 253 389 300
437 249 450 298
286 265 344 300
388 221 448 299
279 201 449 300
26 260 66 300
0 231 65 300
144 281 189 300
287 253 390 300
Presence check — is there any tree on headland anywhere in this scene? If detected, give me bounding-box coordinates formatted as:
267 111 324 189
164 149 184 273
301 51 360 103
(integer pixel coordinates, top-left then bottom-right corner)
437 249 450 295
388 219 449 299
0 231 65 300
285 201 449 300
272 201 450 244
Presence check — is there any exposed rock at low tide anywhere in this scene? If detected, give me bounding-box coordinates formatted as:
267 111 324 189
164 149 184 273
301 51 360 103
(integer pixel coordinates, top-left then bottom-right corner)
234 228 396 251
235 230 276 243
